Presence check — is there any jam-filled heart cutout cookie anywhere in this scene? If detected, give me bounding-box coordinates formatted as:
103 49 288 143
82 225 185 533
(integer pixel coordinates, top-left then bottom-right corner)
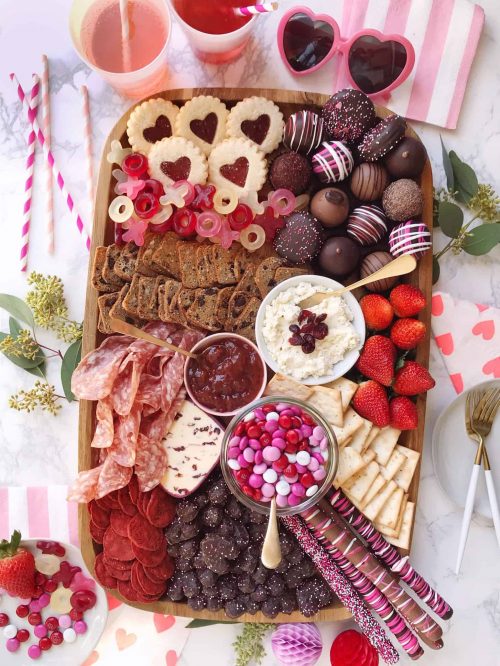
175 95 228 156
208 138 267 195
127 98 179 155
227 97 284 154
149 137 208 188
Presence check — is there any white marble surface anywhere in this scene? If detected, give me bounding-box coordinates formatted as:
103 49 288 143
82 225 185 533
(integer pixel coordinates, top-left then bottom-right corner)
0 1 499 664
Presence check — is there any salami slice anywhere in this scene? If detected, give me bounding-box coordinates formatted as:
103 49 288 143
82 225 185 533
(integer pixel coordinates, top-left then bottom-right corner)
135 434 167 493
146 554 175 581
102 556 134 571
96 457 133 499
110 361 142 417
135 372 162 412
88 501 110 529
89 520 106 544
143 566 166 585
67 466 102 503
132 561 166 596
104 564 130 582
94 553 117 589
103 527 135 561
128 513 163 551
132 541 167 567
109 406 141 467
146 486 176 528
160 330 202 413
71 335 132 400
110 510 131 537
117 578 139 602
91 397 114 448
117 487 137 517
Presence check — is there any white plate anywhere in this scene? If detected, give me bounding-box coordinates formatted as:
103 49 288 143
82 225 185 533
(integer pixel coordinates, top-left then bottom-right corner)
432 379 500 523
255 274 365 385
0 540 108 665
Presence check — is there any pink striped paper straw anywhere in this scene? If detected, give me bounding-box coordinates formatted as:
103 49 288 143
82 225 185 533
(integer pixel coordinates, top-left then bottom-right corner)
41 55 54 254
10 73 91 252
81 86 95 219
234 2 278 17
20 76 40 273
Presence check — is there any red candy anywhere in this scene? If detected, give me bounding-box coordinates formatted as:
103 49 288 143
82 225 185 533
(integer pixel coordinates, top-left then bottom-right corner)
122 153 148 178
35 573 47 586
50 631 63 646
45 617 59 632
279 414 291 429
273 456 288 473
301 473 315 488
172 208 197 237
70 590 97 613
17 629 30 643
39 637 52 651
254 205 285 241
44 580 57 594
235 469 250 484
0 613 9 627
70 609 83 622
52 561 81 588
191 183 216 210
284 464 297 478
142 179 164 198
36 541 66 557
247 425 262 439
228 203 253 231
134 191 160 219
259 433 271 447
32 585 43 599
16 605 29 618
28 612 42 626
286 430 300 445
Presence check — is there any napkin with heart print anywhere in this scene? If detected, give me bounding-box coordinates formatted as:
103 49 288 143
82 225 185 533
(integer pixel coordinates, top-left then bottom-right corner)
0 486 190 666
431 291 499 393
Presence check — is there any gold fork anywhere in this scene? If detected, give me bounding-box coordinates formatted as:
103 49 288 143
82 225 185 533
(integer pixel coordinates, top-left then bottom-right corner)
465 390 491 469
456 387 500 574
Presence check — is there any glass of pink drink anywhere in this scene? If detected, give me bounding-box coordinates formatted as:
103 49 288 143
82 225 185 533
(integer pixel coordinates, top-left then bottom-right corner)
69 0 171 98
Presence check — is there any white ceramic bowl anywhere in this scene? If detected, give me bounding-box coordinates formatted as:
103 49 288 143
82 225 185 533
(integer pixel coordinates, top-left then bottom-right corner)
255 275 366 386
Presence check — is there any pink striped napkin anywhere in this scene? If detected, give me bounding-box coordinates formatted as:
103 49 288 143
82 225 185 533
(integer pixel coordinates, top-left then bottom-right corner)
338 0 484 128
0 487 191 666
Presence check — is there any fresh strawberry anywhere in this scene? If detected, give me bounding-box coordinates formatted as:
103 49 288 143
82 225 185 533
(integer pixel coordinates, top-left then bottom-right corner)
356 335 397 386
390 318 427 350
393 361 436 395
390 396 418 430
360 294 394 331
352 380 390 427
389 284 426 317
0 531 35 599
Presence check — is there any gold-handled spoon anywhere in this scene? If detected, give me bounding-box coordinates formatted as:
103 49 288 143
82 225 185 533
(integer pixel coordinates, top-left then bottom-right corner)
109 318 197 359
299 254 417 310
260 498 282 569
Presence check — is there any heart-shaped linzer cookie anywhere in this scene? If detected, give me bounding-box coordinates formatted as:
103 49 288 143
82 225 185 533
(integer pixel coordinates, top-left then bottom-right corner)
220 157 249 188
190 113 218 144
115 628 137 651
241 114 271 146
161 157 191 182
143 115 172 143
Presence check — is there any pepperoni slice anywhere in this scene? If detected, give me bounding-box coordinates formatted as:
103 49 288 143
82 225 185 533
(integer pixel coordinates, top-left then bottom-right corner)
110 511 131 538
89 520 106 544
145 554 174 581
146 486 176 528
88 501 110 529
102 556 134 571
132 541 167 567
103 527 135 561
117 578 139 602
132 561 166 597
118 487 138 517
94 554 117 589
128 475 139 505
127 514 163 552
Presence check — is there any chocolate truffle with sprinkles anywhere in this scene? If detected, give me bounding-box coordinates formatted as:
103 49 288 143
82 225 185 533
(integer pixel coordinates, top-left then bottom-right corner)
358 114 407 162
312 141 354 184
382 178 423 221
270 151 312 195
347 205 388 246
283 110 325 155
322 89 376 143
350 162 389 201
274 211 325 264
384 136 427 178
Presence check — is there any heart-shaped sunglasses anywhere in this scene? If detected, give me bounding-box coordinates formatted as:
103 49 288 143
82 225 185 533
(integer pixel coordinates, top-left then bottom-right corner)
278 6 415 97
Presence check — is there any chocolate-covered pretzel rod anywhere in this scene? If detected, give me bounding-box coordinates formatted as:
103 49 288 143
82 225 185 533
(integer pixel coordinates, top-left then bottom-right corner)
282 515 400 665
327 489 453 620
303 503 443 650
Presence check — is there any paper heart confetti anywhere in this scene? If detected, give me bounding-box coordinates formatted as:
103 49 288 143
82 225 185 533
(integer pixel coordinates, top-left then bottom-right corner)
81 651 99 666
483 357 500 378
106 591 123 611
154 613 176 633
107 139 132 166
472 320 495 340
450 373 464 393
115 628 137 651
435 333 454 356
166 650 178 666
431 294 444 317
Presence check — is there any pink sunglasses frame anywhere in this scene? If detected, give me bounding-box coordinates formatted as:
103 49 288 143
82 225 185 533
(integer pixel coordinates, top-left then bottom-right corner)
277 6 416 98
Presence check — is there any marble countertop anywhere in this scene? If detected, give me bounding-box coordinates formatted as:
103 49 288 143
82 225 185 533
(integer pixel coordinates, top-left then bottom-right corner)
0 0 499 664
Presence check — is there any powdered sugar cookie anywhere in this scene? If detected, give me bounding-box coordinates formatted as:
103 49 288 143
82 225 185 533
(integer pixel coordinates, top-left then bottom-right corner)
227 97 284 154
149 137 208 188
175 95 228 156
127 98 179 154
208 138 267 196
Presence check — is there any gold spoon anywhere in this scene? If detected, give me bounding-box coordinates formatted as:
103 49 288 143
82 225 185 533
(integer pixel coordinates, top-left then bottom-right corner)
260 498 282 569
109 318 197 359
299 254 417 310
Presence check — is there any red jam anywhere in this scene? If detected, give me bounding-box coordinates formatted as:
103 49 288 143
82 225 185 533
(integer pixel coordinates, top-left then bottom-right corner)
186 337 264 413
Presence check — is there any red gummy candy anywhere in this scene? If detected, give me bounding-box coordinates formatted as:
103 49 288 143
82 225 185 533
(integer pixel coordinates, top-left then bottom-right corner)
52 561 81 588
36 541 66 557
70 590 97 613
254 205 285 242
191 183 216 210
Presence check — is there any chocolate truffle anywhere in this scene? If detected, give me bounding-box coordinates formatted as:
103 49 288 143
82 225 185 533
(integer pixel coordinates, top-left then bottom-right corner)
389 221 432 259
347 205 388 246
283 110 325 155
274 211 325 264
360 251 398 292
310 188 349 228
358 114 407 162
312 141 354 184
384 137 427 179
318 237 360 279
270 152 312 195
382 178 423 221
322 89 376 143
350 163 390 201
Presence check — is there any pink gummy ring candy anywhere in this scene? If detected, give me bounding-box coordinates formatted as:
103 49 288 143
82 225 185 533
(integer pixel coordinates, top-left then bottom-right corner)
268 188 296 216
196 211 222 238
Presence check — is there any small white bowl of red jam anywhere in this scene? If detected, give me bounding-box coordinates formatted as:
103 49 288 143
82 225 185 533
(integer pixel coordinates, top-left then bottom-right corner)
184 333 267 417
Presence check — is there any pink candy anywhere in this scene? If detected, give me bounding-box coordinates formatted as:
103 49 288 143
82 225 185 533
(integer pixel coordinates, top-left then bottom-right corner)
262 446 280 462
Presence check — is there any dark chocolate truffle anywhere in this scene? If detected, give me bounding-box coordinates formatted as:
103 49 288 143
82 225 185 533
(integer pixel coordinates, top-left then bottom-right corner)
318 237 360 279
347 205 387 246
311 141 354 184
360 251 397 292
270 152 312 195
358 114 407 162
389 221 432 259
310 188 349 228
382 178 423 221
274 211 325 264
283 110 325 155
322 89 376 143
350 163 390 201
384 137 427 178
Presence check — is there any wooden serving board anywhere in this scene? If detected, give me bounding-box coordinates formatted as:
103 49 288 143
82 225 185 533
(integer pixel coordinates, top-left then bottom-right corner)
79 88 433 622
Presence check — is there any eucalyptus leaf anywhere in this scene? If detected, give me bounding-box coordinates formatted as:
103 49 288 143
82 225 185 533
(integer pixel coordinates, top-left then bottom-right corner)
25 365 46 378
9 317 22 337
440 137 454 190
0 332 45 370
463 224 500 256
432 256 441 284
186 620 237 629
449 151 479 204
61 339 82 402
438 201 464 238
0 294 35 329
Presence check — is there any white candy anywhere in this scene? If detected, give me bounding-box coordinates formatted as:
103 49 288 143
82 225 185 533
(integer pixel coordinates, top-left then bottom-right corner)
227 459 241 471
35 554 61 576
306 485 319 497
263 469 278 484
265 411 279 421
296 451 311 466
285 453 297 463
322 450 329 461
276 480 290 496
63 628 77 643
243 411 255 422
4 625 17 639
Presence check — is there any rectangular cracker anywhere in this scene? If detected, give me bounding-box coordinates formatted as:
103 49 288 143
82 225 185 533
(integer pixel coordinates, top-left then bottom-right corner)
380 449 407 482
146 276 170 320
235 265 261 298
375 487 405 531
109 285 145 328
158 280 182 324
97 292 119 334
361 474 386 509
136 234 160 277
196 245 216 288
114 243 139 282
365 426 380 450
348 419 373 453
255 256 286 298
213 245 241 285
386 502 415 550
122 274 142 316
102 245 126 287
136 276 158 320
274 267 310 285
393 446 421 492
226 291 253 331
151 232 181 278
264 374 313 402
363 480 397 522
238 243 276 272
326 377 358 412
186 287 221 332
377 495 408 538
214 287 235 329
178 242 201 289
369 426 401 467
308 386 344 428
333 408 364 447
342 460 379 503
177 288 196 321
334 447 366 487
233 296 261 343
91 246 117 293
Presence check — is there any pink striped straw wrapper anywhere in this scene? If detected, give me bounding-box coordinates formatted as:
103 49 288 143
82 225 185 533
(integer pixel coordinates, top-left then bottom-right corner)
81 85 95 219
234 2 278 17
10 73 91 252
20 76 40 273
41 55 54 254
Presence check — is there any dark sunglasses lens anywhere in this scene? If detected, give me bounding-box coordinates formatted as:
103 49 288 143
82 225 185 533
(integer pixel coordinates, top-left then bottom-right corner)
283 13 335 72
348 36 407 94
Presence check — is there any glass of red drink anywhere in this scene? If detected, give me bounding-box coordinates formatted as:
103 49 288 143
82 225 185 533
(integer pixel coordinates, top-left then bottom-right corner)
69 0 172 98
168 0 258 64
